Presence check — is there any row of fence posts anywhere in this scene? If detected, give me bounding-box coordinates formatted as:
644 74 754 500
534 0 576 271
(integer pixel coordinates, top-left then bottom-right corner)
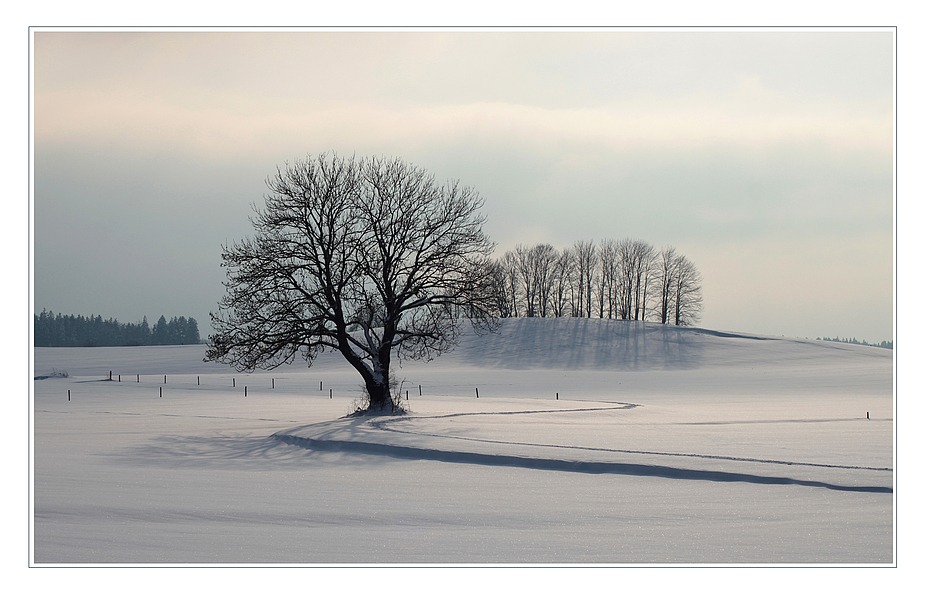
72 377 479 401
71 375 566 403
98 370 510 400
82 372 346 400
69 375 872 418
98 370 530 401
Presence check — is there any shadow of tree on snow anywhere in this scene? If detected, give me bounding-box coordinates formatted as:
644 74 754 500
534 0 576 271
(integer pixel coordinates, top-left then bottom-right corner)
272 432 892 494
106 419 892 495
105 431 382 470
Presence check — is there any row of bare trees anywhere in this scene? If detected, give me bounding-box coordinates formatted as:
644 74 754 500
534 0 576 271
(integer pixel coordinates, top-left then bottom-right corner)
488 239 703 326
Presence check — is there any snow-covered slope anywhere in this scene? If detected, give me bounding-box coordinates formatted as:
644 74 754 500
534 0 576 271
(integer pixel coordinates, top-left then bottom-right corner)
34 317 892 375
32 318 895 564
437 317 892 371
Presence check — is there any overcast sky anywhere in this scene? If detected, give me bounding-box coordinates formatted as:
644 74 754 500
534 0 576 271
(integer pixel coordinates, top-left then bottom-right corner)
32 29 894 342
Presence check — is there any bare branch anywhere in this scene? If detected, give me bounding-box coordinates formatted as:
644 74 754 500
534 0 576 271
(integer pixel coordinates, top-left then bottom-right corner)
206 153 497 411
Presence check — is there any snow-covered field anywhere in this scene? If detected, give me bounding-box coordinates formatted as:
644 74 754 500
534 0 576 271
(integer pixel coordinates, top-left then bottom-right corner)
31 318 894 565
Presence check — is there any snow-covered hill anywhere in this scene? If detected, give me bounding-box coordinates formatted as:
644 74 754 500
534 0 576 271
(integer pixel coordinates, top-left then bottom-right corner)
34 317 892 375
439 317 892 370
32 318 894 564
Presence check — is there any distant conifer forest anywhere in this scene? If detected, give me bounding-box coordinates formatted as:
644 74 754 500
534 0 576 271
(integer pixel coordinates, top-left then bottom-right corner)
817 336 893 350
34 310 201 347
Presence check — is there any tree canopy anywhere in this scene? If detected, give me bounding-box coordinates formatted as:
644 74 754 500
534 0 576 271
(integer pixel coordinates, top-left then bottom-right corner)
206 153 497 411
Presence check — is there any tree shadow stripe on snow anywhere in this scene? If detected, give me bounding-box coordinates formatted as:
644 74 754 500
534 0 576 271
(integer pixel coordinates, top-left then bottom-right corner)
368 409 893 473
271 433 892 494
372 424 894 472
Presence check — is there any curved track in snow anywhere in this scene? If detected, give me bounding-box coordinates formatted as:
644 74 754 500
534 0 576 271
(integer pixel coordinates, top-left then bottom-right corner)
367 408 892 473
272 403 893 494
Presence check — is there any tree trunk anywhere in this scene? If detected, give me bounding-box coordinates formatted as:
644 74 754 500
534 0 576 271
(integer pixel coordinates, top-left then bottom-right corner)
364 375 391 410
336 331 393 411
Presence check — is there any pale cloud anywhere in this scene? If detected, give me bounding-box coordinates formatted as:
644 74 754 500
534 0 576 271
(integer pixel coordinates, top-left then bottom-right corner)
32 29 894 343
35 30 892 157
36 85 891 158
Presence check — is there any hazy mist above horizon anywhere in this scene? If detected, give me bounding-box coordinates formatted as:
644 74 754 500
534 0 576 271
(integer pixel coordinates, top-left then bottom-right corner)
32 29 894 343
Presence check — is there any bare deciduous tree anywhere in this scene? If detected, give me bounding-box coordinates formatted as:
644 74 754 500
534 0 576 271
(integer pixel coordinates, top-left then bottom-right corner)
531 244 557 318
596 239 618 318
550 248 575 318
206 153 497 412
672 255 703 326
653 246 678 325
631 240 655 321
487 259 514 319
512 244 537 318
573 240 597 318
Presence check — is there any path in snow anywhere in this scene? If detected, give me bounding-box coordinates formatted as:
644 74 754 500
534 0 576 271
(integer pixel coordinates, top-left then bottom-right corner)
272 400 892 494
368 411 892 472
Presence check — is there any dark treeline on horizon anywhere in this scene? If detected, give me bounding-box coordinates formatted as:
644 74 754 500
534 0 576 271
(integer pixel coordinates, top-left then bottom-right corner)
817 336 893 350
34 310 201 347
